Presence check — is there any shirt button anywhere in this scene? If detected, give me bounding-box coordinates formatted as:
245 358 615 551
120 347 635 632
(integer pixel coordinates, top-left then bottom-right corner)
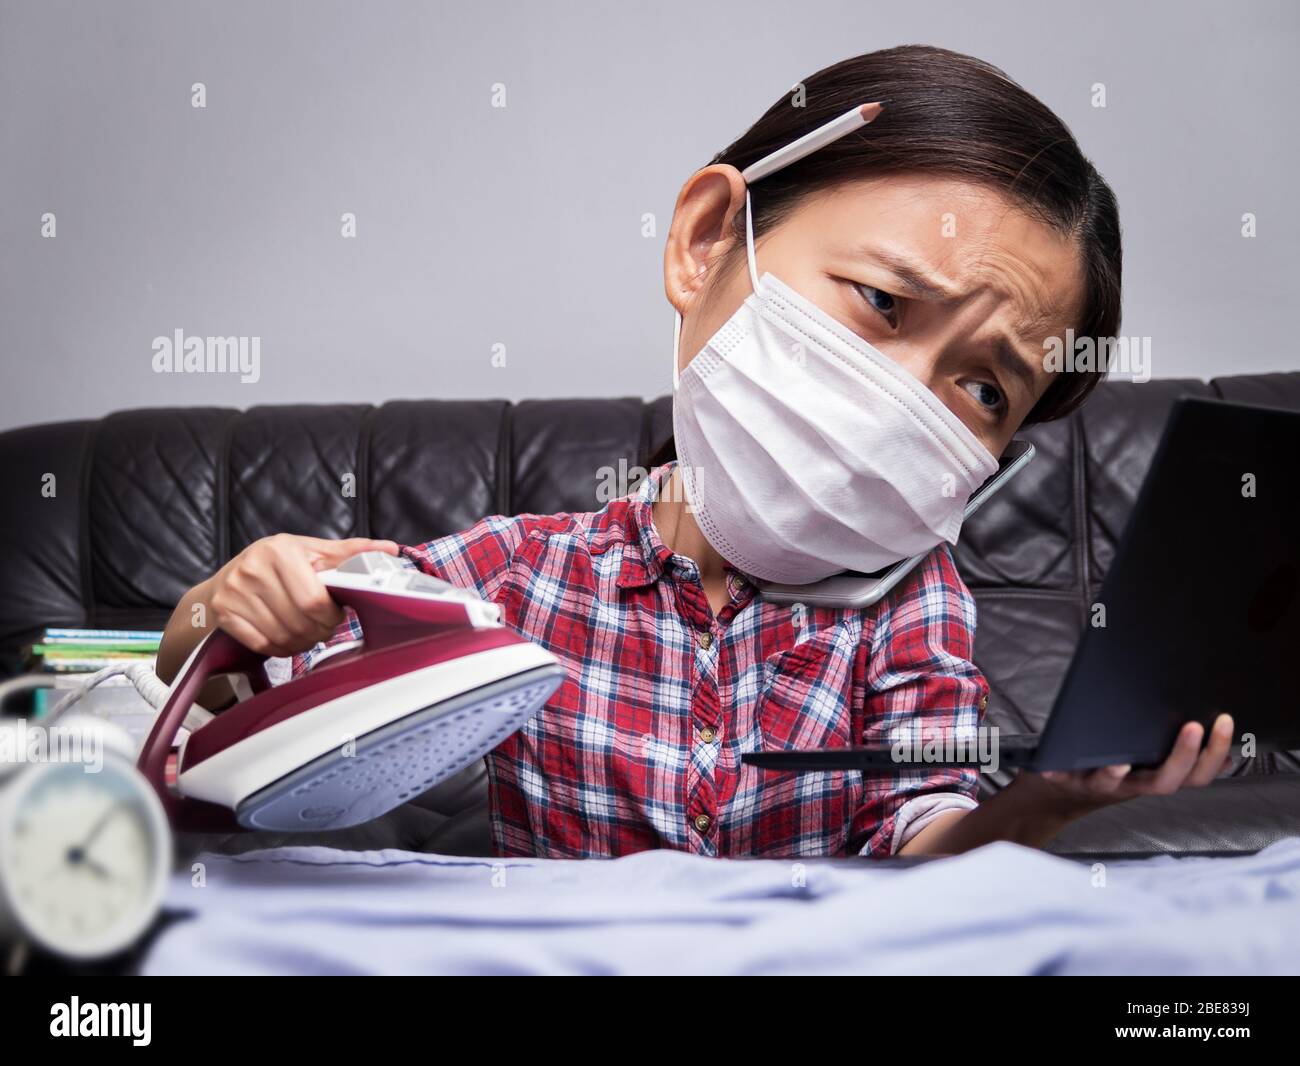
693 813 712 833
699 726 717 744
698 630 712 650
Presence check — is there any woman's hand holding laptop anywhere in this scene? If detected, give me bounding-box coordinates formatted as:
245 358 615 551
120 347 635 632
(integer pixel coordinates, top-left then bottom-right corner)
899 714 1236 855
1031 714 1236 810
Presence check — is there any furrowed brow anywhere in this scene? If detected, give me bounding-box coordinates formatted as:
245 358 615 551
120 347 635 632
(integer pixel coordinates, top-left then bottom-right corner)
856 246 961 301
995 337 1042 396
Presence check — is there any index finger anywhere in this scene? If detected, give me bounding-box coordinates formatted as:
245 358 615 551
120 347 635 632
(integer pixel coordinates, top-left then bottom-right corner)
300 537 401 568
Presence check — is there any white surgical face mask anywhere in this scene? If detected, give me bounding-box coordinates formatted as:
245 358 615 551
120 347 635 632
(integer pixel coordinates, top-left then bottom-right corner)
670 185 1000 585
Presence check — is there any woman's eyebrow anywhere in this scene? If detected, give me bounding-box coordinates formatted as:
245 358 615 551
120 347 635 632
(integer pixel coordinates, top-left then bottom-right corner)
853 245 962 300
995 338 1042 396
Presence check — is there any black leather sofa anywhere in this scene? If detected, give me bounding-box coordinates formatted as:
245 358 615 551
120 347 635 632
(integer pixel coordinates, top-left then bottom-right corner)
3 374 1298 858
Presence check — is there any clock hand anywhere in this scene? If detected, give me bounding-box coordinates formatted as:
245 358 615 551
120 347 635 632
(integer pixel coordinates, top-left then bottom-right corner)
77 798 131 851
65 844 103 875
78 852 114 880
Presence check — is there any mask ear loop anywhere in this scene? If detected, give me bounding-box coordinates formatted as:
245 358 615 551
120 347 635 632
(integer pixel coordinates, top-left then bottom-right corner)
743 184 761 295
672 183 761 392
672 307 682 390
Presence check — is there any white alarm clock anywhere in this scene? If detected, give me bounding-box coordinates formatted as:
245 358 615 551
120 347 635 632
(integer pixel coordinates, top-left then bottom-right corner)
0 716 172 960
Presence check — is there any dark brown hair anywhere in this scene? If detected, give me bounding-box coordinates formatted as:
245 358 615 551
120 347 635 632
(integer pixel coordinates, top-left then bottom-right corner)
654 43 1120 466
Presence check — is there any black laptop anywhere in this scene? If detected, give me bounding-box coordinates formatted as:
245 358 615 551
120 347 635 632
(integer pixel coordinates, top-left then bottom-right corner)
743 397 1300 774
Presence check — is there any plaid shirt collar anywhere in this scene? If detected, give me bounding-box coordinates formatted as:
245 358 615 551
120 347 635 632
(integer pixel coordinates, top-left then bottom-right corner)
613 461 678 590
614 460 753 600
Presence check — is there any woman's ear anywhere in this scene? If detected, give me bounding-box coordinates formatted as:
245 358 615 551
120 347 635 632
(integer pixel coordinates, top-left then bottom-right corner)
663 164 748 317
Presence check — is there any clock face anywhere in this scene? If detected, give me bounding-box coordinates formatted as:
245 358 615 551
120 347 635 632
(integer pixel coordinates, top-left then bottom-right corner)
1 757 171 958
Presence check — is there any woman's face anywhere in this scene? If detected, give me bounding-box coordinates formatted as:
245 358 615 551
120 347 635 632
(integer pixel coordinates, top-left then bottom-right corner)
666 170 1087 455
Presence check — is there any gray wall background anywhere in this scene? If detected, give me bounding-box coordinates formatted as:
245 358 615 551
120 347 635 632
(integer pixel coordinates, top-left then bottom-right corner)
1 0 1296 432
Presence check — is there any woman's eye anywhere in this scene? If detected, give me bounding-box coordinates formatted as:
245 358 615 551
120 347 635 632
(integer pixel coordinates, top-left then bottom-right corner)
963 380 1004 412
855 283 897 323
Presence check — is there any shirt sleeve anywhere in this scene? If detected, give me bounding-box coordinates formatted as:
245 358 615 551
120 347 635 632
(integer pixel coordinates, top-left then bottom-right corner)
289 515 538 680
851 544 989 857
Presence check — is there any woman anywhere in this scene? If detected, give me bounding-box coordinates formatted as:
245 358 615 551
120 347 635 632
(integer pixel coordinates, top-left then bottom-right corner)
157 45 1233 858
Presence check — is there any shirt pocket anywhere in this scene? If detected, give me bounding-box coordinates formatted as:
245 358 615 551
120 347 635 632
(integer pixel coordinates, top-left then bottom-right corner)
753 628 857 751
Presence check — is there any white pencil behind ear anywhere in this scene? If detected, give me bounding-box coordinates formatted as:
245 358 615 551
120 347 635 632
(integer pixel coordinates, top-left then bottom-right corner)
740 102 884 185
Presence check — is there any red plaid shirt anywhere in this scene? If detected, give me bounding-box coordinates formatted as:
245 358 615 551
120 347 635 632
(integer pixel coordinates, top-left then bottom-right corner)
292 460 987 858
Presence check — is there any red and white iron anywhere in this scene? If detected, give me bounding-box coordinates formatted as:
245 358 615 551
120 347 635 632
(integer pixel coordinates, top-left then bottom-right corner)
137 552 566 833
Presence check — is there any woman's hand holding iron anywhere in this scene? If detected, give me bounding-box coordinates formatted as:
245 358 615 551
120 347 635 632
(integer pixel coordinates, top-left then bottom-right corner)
157 535 399 684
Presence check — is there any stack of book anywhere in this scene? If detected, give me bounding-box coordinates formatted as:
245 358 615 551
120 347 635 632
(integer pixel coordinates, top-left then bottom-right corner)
26 628 163 723
28 627 163 673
